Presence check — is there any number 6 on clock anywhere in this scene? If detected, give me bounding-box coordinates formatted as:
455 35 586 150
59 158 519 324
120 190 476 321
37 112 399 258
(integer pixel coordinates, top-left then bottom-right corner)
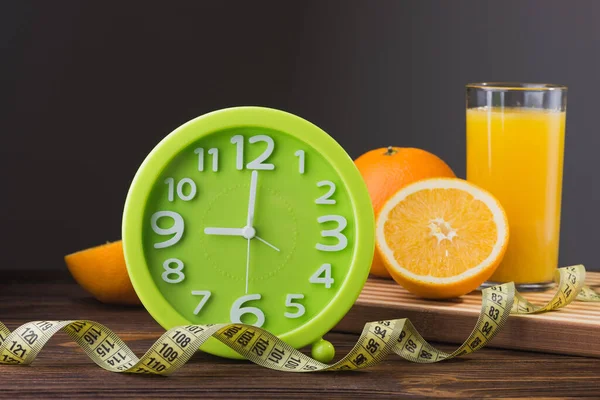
230 294 265 327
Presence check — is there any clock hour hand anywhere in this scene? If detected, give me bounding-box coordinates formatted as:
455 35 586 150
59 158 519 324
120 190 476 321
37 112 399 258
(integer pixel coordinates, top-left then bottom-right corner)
204 227 245 236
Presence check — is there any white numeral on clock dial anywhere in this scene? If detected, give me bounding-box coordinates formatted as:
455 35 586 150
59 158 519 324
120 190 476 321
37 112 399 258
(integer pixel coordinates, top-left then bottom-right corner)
164 177 197 202
231 134 275 170
151 211 184 249
315 181 336 204
316 215 348 252
191 290 212 315
247 135 275 170
162 258 185 283
309 263 334 288
294 150 305 174
230 294 265 327
194 148 219 172
284 294 306 318
230 135 244 170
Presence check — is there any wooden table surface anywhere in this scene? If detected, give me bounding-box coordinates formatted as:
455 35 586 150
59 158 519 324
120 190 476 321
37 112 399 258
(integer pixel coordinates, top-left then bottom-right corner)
2 272 600 399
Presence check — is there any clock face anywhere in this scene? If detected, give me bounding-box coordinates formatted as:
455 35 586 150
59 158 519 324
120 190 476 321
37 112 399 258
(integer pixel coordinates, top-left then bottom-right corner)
123 107 374 358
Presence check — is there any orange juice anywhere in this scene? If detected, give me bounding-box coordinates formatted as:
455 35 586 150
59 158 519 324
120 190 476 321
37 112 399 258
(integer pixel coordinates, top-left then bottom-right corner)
467 107 566 284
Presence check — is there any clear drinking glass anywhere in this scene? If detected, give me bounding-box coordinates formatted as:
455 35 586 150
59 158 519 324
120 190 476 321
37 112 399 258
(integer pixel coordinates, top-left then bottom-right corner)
466 83 567 290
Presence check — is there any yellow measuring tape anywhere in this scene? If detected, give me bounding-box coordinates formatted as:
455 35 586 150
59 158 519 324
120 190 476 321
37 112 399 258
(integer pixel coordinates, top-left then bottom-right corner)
1 265 599 374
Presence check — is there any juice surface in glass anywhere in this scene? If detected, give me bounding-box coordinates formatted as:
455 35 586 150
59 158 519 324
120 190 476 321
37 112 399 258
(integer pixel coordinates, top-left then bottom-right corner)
467 107 566 284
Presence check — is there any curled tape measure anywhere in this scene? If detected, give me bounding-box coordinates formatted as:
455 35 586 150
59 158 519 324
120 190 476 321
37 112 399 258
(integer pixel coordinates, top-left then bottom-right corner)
1 265 599 374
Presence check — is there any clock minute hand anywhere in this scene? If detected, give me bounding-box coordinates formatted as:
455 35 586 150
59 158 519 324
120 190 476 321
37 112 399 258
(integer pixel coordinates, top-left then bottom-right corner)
246 170 258 228
204 227 245 236
244 170 259 295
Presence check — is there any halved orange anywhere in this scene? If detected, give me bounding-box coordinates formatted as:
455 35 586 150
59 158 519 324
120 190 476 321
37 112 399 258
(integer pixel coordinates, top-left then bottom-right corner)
376 178 509 299
65 241 141 305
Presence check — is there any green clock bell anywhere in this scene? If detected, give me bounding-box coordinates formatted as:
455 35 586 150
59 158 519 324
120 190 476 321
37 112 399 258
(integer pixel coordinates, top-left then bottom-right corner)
122 107 375 362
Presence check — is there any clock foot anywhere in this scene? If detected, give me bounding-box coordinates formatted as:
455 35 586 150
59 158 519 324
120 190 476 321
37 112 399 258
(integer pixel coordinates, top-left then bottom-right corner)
311 338 335 363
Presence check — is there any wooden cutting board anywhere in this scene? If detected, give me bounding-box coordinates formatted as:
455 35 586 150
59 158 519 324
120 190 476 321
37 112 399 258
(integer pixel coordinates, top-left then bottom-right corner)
335 272 600 358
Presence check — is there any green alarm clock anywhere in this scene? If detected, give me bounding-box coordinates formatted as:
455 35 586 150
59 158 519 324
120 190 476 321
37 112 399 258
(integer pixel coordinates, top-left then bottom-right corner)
122 107 374 362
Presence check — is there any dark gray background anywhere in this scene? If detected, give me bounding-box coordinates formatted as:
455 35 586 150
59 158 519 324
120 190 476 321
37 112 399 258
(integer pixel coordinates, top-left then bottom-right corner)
2 0 598 271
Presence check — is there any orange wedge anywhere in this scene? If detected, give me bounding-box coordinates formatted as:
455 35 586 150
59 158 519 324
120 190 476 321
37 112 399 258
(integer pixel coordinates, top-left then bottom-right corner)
65 241 141 305
376 178 509 299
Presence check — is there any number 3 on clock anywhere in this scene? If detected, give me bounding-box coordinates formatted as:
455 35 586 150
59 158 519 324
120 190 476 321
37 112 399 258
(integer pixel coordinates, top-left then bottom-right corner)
316 215 348 252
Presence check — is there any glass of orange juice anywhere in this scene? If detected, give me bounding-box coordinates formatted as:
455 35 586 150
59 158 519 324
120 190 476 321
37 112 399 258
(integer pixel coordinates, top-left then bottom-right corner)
466 83 567 290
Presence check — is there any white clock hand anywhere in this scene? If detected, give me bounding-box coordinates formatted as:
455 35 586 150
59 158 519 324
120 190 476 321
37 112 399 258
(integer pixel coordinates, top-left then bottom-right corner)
255 236 280 252
245 238 251 294
245 170 258 295
247 170 258 228
204 227 245 236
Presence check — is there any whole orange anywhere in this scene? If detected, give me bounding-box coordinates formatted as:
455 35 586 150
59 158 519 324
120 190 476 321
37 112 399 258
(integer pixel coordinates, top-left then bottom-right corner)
354 147 456 278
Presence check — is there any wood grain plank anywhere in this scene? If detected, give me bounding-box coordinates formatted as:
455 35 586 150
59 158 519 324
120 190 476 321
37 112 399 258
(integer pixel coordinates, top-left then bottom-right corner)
335 273 600 357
